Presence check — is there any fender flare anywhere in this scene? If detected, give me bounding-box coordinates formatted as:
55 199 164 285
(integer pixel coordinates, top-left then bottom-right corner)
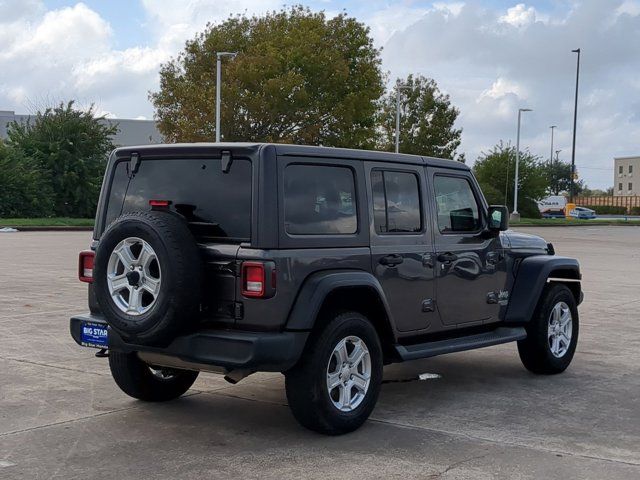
505 255 581 324
285 270 396 336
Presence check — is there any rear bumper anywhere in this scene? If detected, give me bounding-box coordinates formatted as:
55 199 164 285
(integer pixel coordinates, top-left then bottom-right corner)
70 313 308 372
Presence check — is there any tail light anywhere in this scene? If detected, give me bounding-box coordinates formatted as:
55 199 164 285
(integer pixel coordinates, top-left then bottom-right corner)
241 261 276 298
149 199 171 207
241 262 265 297
79 250 95 283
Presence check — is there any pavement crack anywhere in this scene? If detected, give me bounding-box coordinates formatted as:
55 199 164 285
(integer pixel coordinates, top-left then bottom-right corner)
426 453 490 479
0 355 110 377
368 417 640 467
0 407 137 438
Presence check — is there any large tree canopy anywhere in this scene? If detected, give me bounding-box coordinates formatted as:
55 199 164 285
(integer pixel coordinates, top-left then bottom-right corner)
379 75 464 161
7 101 116 217
473 141 547 218
151 6 385 148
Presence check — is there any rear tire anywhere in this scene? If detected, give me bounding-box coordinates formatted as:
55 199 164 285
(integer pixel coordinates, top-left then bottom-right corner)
518 283 579 374
109 351 199 402
285 311 383 435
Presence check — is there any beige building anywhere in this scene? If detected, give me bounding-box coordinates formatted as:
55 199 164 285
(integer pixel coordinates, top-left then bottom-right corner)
614 156 640 196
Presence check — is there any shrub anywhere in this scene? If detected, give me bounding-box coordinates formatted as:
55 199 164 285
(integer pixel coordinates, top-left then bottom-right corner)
7 101 115 217
0 143 54 217
581 205 627 215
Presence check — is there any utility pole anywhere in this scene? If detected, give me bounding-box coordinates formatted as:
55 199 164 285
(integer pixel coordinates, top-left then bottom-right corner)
215 51 237 143
511 108 532 221
549 125 556 166
394 80 410 153
570 48 581 202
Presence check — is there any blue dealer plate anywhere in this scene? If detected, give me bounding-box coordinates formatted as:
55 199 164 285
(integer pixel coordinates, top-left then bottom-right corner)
80 321 108 348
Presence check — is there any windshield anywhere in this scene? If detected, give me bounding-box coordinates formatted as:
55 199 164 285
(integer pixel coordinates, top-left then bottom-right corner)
102 158 252 242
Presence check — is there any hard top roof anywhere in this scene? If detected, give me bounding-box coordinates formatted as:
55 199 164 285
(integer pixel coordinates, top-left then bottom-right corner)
113 142 469 170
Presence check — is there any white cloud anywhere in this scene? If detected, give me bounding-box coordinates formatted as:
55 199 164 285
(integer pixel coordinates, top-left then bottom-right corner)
0 2 171 119
479 78 526 100
382 0 640 189
433 2 465 17
616 0 640 16
140 0 282 52
499 3 537 27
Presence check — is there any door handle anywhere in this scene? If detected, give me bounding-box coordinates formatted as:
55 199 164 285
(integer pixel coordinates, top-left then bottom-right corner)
379 254 404 267
437 252 458 263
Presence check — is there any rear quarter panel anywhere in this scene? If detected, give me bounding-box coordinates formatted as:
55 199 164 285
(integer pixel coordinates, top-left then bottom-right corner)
235 247 372 331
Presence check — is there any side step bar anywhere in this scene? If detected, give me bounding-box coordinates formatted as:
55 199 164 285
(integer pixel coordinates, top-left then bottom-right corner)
395 327 527 361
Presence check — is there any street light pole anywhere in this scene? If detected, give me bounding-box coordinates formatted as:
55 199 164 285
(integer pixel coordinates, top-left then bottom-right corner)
215 51 237 143
394 81 410 153
570 48 581 202
512 108 532 220
549 125 556 167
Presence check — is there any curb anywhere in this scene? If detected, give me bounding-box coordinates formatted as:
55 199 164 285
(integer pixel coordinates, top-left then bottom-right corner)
0 226 94 232
512 222 640 227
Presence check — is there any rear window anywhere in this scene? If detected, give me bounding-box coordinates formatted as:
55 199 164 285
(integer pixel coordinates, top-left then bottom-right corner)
104 158 252 241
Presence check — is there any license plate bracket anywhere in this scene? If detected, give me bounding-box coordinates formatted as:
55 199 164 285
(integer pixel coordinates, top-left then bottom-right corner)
80 321 108 348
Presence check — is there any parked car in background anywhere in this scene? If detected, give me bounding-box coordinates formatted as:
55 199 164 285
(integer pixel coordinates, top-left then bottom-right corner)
569 206 597 219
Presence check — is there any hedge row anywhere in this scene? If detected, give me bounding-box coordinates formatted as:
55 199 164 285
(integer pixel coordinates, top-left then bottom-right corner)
581 205 627 215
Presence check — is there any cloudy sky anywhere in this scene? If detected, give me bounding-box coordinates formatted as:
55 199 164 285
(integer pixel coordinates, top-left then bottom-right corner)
1 0 639 189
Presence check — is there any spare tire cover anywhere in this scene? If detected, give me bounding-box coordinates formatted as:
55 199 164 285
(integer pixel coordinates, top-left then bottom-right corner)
93 210 203 345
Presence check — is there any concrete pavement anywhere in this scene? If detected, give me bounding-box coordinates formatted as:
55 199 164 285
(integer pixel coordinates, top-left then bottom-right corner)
1 228 639 479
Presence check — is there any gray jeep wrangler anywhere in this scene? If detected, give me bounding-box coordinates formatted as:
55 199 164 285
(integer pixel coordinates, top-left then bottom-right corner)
71 143 582 435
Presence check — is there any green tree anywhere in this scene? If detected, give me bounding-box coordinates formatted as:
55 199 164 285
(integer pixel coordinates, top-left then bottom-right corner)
542 160 572 195
378 75 464 161
473 141 547 218
0 142 55 217
150 6 384 148
7 101 116 217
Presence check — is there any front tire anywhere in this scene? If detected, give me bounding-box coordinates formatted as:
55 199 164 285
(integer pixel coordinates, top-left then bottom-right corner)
109 351 199 402
285 311 383 435
517 283 579 374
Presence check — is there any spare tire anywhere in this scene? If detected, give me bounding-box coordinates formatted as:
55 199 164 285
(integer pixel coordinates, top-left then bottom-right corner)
93 210 203 345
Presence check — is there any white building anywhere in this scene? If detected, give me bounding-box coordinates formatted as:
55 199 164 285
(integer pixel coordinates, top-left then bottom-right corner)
0 110 163 147
614 156 640 196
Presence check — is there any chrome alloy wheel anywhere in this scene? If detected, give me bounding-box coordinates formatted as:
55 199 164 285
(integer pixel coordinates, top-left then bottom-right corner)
326 336 371 412
548 301 573 358
107 237 161 316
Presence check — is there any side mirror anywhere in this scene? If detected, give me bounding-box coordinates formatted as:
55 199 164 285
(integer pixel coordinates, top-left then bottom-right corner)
487 205 509 232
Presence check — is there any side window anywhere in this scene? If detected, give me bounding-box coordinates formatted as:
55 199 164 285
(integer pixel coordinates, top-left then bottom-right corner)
284 164 357 235
630 165 634 174
619 165 623 174
434 176 481 233
371 170 422 234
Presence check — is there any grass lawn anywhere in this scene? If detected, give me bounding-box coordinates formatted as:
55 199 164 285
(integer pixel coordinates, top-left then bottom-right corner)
0 217 94 227
512 217 640 226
